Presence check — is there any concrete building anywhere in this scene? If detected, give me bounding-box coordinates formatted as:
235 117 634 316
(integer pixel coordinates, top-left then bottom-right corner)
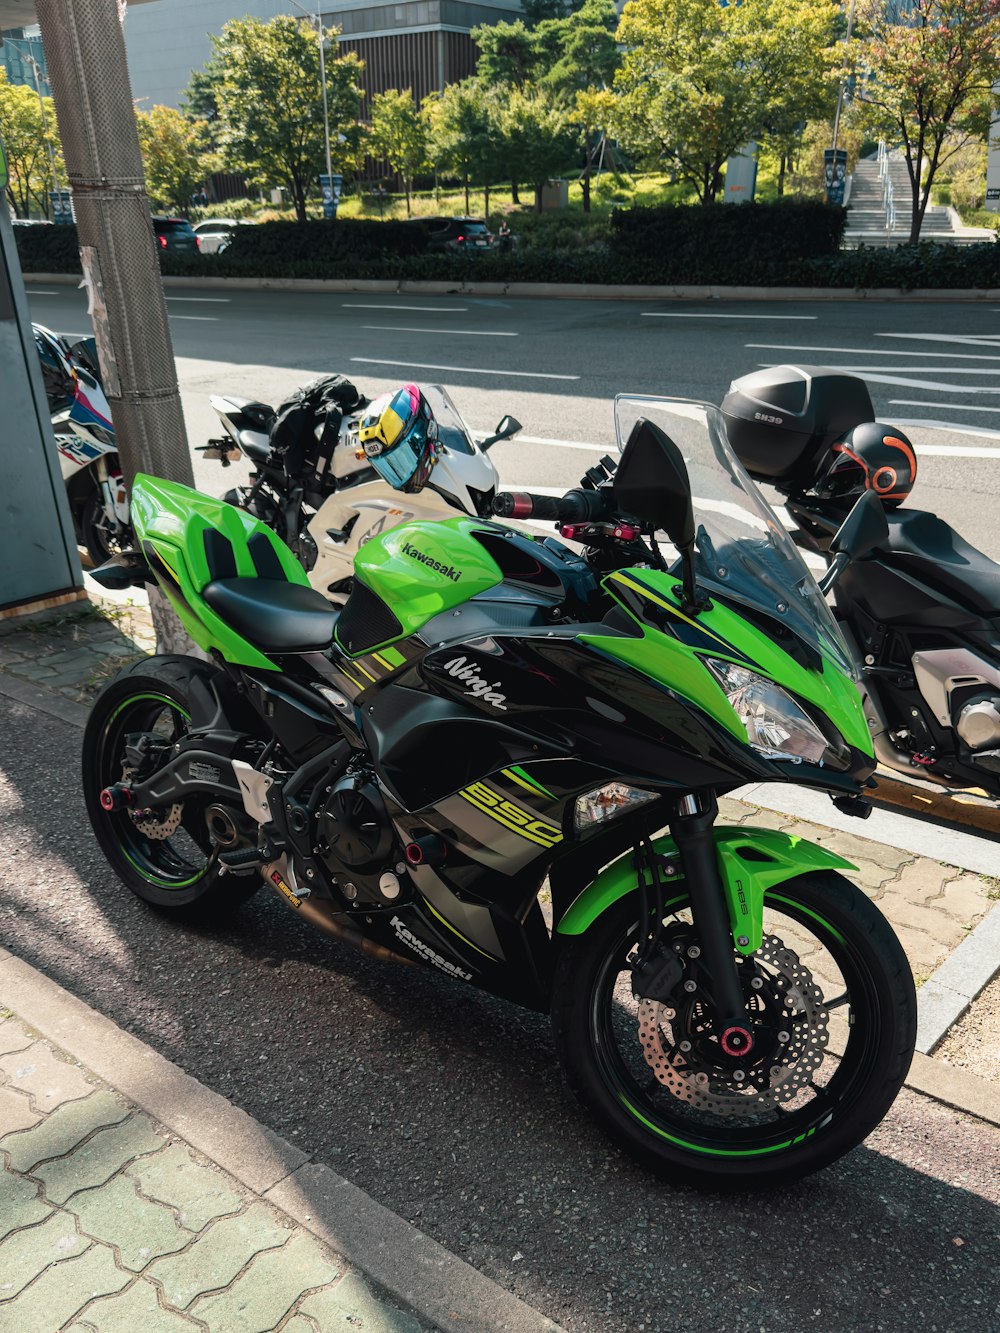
120 0 521 114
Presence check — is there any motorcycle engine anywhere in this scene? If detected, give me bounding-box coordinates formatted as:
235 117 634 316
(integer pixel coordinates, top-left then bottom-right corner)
956 694 1000 750
316 769 405 906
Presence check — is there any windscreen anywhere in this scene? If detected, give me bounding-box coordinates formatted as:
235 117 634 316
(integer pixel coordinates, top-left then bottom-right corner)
423 384 476 455
614 395 856 679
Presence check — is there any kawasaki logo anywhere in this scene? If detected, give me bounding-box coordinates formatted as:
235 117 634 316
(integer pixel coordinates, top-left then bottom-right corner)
443 656 507 710
401 541 460 583
391 916 472 980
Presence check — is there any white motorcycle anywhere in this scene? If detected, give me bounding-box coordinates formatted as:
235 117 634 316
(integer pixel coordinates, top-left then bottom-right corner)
202 382 520 605
35 324 129 565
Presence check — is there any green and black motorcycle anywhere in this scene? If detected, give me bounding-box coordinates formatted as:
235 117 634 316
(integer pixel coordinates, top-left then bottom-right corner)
82 395 916 1189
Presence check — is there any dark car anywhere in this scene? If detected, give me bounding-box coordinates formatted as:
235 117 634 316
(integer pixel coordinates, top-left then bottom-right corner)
152 216 200 255
412 216 495 252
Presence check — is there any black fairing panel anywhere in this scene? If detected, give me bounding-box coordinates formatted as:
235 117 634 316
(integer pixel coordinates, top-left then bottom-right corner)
884 509 1000 618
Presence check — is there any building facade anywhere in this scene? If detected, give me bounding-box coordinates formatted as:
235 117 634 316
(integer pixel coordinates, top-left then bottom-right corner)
0 23 50 96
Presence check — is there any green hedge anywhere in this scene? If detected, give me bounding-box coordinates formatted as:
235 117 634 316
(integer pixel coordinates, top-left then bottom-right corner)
13 213 1000 290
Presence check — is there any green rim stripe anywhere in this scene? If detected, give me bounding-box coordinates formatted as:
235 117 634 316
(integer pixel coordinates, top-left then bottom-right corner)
617 1092 796 1157
122 847 202 889
108 692 191 726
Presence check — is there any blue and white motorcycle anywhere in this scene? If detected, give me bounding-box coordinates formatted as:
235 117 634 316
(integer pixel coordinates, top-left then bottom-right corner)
35 323 129 565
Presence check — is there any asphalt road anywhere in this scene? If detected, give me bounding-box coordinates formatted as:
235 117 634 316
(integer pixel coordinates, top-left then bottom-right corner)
27 284 1000 558
2 694 998 1332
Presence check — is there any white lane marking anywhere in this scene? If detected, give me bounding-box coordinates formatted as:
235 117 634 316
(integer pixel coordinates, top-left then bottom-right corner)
25 290 59 295
342 303 468 312
169 314 219 321
887 421 1000 450
480 432 607 452
760 362 1000 376
889 399 1000 414
362 324 517 337
876 332 1000 348
164 296 231 303
757 366 1000 393
642 312 816 320
748 342 1000 362
350 357 578 381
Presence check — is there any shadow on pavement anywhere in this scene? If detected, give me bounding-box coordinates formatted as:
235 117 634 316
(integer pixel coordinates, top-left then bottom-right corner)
1 694 998 1333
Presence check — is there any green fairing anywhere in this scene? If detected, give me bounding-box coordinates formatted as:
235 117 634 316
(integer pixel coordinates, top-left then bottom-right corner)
131 474 308 670
556 826 856 954
342 517 503 655
582 570 872 758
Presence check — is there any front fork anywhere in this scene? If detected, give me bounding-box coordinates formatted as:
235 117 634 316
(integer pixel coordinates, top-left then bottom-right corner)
652 793 755 1058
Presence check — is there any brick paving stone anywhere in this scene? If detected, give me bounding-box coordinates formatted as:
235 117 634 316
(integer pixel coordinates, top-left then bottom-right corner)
70 1174 193 1271
890 859 953 906
0 1041 96 1114
893 924 950 979
147 1202 291 1310
298 1272 423 1333
878 891 969 947
36 1113 165 1206
127 1141 244 1230
939 872 993 922
0 1209 89 1299
0 1174 51 1243
66 1277 203 1333
0 1245 129 1333
190 1230 339 1333
805 824 916 871
0 1019 33 1058
2 1090 129 1173
0 1084 41 1137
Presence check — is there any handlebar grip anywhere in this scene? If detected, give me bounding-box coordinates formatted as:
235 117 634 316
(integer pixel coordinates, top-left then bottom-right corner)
493 488 611 523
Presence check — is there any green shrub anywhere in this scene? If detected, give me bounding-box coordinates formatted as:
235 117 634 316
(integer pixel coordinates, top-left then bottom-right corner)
219 218 429 264
12 223 82 273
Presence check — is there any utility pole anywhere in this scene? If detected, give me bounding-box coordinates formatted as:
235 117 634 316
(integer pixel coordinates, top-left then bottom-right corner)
831 0 858 160
2 38 59 214
35 0 195 650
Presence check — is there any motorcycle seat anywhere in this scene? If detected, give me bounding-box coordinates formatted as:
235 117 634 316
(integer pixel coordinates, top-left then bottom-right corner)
237 431 272 465
202 578 336 653
886 509 1000 616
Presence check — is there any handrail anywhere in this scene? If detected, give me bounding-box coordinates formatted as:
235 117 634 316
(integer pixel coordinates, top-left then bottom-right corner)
877 140 896 232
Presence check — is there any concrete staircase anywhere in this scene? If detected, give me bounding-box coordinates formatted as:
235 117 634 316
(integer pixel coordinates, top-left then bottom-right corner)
842 150 992 247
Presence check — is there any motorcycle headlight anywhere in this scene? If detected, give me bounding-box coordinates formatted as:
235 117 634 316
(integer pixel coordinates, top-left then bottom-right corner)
574 782 657 832
705 659 839 766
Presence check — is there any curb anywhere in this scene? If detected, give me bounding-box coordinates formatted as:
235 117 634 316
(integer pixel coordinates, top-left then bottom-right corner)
916 907 1000 1055
22 273 1000 303
0 948 563 1333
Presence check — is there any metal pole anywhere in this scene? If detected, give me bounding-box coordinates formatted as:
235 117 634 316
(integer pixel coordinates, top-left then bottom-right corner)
831 0 858 159
317 3 334 186
35 0 196 653
3 39 59 210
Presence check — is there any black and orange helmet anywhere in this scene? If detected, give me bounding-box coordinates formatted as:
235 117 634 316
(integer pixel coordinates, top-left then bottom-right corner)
814 422 917 509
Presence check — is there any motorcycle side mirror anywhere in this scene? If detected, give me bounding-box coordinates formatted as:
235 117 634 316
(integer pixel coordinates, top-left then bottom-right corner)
480 415 522 450
819 490 889 594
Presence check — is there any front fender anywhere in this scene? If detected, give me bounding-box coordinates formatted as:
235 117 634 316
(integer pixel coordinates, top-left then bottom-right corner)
555 826 856 956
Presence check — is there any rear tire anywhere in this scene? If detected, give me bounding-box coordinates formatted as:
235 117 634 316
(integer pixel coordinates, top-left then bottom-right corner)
551 871 916 1190
82 656 261 917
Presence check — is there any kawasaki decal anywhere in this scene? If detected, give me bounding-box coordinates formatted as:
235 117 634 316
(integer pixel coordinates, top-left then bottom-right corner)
401 541 461 583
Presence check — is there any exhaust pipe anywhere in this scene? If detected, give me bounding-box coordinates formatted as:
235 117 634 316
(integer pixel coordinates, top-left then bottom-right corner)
260 858 415 966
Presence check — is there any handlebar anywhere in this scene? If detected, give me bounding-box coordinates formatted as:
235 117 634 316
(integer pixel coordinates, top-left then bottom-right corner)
493 488 611 523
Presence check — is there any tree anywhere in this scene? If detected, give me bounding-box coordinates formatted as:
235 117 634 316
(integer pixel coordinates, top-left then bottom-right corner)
368 89 428 215
0 69 63 218
212 15 363 222
137 105 213 215
848 0 1000 243
499 88 580 211
180 51 226 153
471 20 541 88
424 80 496 214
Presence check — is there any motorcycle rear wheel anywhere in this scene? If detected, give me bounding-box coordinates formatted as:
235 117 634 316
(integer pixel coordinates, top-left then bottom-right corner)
551 870 915 1190
82 657 261 917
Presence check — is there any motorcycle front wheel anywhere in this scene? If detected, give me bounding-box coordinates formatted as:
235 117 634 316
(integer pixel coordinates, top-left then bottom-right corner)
551 871 915 1190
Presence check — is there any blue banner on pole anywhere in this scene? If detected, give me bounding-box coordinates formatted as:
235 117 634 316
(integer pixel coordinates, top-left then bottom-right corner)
50 189 73 224
824 150 848 206
319 173 342 220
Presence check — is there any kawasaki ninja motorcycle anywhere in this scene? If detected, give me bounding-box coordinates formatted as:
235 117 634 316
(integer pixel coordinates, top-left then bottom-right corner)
82 396 916 1189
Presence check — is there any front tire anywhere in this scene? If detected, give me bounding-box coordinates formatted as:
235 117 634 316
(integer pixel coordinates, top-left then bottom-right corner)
82 656 261 917
551 871 916 1190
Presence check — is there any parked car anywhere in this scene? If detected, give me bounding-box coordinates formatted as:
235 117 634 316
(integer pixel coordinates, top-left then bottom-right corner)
410 217 495 252
192 218 256 255
11 218 53 227
152 216 200 255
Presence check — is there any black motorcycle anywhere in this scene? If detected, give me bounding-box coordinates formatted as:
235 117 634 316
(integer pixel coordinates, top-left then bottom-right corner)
723 363 1000 800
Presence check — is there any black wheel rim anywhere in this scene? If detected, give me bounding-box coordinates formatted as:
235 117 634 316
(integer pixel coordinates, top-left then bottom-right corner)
96 691 211 889
589 888 883 1162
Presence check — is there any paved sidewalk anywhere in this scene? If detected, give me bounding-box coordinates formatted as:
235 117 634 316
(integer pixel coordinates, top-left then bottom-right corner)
0 1008 416 1333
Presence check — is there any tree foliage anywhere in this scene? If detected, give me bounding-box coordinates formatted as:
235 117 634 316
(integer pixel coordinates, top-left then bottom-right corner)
613 0 840 204
423 80 500 214
137 105 213 215
848 0 1000 243
368 89 427 215
0 69 64 218
498 88 581 211
211 15 363 222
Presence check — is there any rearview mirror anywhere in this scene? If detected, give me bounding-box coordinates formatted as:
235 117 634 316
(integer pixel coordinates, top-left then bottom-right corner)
480 415 523 450
830 489 889 561
613 417 695 550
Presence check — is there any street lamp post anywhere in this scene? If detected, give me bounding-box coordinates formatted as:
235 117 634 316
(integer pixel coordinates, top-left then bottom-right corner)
289 0 334 189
